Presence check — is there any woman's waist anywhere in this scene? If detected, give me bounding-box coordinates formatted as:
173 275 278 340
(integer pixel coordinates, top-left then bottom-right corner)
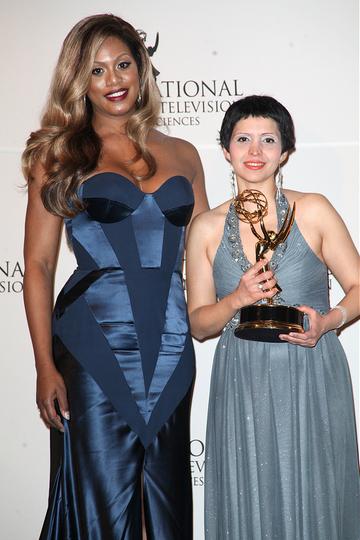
220 298 331 336
59 266 184 293
55 266 184 319
216 289 330 314
63 265 183 281
58 266 122 295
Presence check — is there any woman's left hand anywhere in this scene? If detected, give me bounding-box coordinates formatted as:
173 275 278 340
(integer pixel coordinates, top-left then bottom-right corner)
279 305 327 347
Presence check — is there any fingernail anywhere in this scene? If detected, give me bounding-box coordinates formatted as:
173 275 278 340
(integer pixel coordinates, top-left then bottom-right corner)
63 411 70 420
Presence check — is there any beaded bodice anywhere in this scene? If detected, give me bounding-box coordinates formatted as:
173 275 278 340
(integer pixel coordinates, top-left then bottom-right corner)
226 193 290 274
213 193 330 330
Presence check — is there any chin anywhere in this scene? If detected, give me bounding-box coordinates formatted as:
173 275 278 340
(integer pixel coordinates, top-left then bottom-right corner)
108 104 136 118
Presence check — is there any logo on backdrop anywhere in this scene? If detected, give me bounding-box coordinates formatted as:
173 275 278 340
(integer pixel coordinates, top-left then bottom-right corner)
190 439 205 487
158 79 243 128
140 31 244 128
0 260 24 293
138 30 160 79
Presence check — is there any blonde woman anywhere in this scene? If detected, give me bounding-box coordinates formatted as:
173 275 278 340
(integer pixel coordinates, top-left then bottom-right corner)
187 95 359 539
23 14 208 539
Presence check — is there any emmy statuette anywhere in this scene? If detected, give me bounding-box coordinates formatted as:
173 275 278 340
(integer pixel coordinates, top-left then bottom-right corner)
233 189 304 343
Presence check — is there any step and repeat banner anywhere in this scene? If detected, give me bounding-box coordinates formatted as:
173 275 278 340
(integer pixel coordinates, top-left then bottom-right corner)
1 1 358 538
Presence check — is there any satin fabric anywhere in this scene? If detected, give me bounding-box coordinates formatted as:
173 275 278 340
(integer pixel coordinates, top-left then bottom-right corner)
132 196 165 268
41 338 193 540
205 199 360 539
41 173 195 539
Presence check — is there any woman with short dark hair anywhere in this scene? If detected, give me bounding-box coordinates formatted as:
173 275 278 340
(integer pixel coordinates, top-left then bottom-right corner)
187 95 360 539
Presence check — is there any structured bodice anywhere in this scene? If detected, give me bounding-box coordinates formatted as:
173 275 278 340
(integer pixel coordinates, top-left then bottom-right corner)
54 172 195 447
65 173 194 272
214 198 330 314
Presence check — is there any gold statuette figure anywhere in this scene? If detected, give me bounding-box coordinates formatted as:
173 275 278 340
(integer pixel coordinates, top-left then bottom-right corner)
233 189 304 342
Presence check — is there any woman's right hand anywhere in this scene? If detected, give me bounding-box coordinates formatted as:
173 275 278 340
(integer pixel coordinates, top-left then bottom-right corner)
232 259 278 309
36 366 69 432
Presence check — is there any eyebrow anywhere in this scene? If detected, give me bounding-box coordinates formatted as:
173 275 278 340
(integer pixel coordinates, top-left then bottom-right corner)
93 53 132 65
233 132 278 136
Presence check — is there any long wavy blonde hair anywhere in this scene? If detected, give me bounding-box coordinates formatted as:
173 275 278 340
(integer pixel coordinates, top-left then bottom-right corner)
22 14 161 217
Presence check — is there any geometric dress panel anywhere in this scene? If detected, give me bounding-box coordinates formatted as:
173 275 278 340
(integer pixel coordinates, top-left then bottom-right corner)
39 172 196 540
53 173 195 447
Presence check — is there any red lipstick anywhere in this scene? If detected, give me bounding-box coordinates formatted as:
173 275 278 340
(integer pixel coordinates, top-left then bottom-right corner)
243 161 265 170
105 88 128 101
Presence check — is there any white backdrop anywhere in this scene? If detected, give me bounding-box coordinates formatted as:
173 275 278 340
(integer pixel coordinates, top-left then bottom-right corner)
0 1 358 538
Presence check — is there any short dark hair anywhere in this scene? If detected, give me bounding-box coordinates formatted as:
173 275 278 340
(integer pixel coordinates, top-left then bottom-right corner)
220 95 296 154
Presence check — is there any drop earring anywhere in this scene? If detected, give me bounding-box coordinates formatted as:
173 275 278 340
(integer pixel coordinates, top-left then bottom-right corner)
276 165 283 201
136 91 142 107
230 169 237 198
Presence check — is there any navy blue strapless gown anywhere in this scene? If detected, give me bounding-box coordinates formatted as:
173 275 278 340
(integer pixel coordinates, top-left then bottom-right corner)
40 173 195 540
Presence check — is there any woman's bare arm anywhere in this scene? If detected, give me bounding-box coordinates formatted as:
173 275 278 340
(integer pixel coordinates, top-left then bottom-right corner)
169 138 209 228
23 164 68 430
187 144 209 222
186 211 277 340
280 194 360 346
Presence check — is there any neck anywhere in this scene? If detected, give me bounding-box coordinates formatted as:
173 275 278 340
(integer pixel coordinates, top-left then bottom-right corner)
92 113 129 137
236 179 277 204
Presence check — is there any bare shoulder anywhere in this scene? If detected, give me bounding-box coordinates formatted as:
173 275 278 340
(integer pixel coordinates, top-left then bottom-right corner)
150 130 204 185
152 130 200 163
189 200 231 236
152 130 197 152
169 135 200 167
284 189 336 221
29 156 47 181
286 189 331 206
170 135 199 156
29 159 48 187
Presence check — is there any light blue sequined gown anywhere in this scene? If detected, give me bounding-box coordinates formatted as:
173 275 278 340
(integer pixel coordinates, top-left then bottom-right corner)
205 196 360 540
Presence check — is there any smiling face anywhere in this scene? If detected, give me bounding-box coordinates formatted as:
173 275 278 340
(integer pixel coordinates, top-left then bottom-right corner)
223 116 288 190
86 36 140 124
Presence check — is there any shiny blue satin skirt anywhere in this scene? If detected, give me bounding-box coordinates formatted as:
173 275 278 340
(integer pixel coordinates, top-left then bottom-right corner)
39 338 193 540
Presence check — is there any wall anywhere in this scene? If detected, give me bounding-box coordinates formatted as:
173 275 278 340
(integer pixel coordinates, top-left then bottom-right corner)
0 1 358 537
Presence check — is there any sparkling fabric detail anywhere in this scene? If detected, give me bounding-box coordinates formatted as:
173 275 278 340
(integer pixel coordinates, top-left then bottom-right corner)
207 193 360 540
227 192 290 273
223 192 291 331
225 204 251 272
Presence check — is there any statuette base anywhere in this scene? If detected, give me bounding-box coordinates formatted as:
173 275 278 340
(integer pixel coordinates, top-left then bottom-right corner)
234 304 304 343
